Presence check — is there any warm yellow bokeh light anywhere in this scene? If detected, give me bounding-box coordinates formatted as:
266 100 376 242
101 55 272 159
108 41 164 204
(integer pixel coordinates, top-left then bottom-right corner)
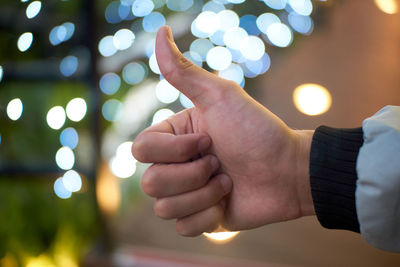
374 0 398 14
96 162 121 215
203 231 240 244
293 83 332 116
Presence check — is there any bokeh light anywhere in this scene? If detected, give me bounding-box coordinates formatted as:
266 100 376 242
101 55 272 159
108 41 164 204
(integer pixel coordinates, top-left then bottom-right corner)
26 1 42 19
143 12 166 32
49 23 75 46
288 13 313 35
256 13 280 35
264 0 287 10
0 65 3 82
210 30 225 46
288 0 313 16
132 0 154 17
149 53 161 74
240 36 265 61
100 72 121 95
98 35 118 57
223 27 248 50
66 98 87 122
46 106 66 130
217 10 239 32
55 146 75 170
218 64 244 86
240 15 260 36
206 46 232 71
62 170 82 192
374 0 398 14
243 53 271 77
7 98 23 121
105 1 122 24
203 231 240 244
266 23 293 47
152 108 175 125
54 177 72 199
195 11 220 36
122 62 148 85
179 93 194 108
203 1 225 12
113 29 135 50
167 0 194 11
293 83 332 116
102 99 123 121
110 142 137 179
60 56 78 77
190 38 214 61
155 79 180 104
60 127 79 149
17 32 33 52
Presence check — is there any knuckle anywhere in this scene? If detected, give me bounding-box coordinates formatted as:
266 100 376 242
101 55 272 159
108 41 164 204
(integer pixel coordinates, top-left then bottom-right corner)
154 199 173 220
163 56 194 82
176 220 200 237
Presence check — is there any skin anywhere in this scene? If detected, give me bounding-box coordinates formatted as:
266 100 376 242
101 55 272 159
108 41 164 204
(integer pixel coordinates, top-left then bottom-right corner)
132 26 315 237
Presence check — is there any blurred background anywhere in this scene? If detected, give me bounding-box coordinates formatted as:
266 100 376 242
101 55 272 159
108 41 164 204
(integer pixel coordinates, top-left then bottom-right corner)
0 0 399 266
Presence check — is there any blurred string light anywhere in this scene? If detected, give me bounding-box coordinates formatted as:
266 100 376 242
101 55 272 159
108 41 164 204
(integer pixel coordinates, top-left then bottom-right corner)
6 98 23 121
179 93 194 108
54 177 72 199
17 32 33 52
288 12 313 35
60 56 78 77
149 53 161 74
240 15 260 36
55 146 75 170
256 13 280 34
203 231 240 244
132 0 154 17
62 170 82 192
110 141 137 178
264 0 287 10
47 106 66 130
242 53 271 78
206 46 232 70
66 98 87 122
218 63 244 86
223 27 248 50
102 99 123 121
203 1 225 12
98 36 118 57
374 0 398 14
288 0 313 16
190 38 214 61
155 79 180 104
266 23 293 47
293 83 332 116
122 62 148 85
49 22 75 46
0 65 3 82
100 72 121 95
60 127 79 149
142 12 166 32
240 36 265 60
26 1 41 19
152 108 175 125
113 28 135 50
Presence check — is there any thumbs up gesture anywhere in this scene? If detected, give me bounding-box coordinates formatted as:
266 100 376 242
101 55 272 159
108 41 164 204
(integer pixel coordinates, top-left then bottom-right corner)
132 26 315 236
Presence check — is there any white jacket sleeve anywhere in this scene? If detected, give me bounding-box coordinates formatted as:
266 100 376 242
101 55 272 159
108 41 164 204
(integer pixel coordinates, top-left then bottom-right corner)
356 105 400 252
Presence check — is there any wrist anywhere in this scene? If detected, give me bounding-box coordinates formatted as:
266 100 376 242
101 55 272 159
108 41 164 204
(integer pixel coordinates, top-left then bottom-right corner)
293 130 315 217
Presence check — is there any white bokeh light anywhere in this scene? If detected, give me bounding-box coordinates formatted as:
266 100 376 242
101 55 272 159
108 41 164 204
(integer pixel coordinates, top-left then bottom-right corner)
256 13 280 34
66 98 87 122
17 32 33 52
152 108 175 125
132 0 154 17
218 64 244 86
190 38 214 61
223 27 248 50
217 10 239 32
264 0 287 10
149 53 161 74
62 170 82 192
54 178 72 199
110 155 137 178
288 0 313 16
156 79 180 104
116 141 136 161
0 65 3 82
179 93 194 108
7 98 23 121
46 106 66 130
113 29 135 50
206 46 232 71
26 1 42 19
98 35 118 57
55 146 75 170
195 11 220 36
240 36 265 61
266 23 293 47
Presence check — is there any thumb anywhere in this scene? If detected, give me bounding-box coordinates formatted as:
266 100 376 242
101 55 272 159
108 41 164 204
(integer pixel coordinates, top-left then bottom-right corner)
155 26 227 108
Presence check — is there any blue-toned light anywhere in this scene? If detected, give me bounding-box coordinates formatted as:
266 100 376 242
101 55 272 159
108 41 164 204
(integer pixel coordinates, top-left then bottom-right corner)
244 53 271 77
240 15 260 36
218 64 244 86
210 30 225 46
227 0 245 3
256 13 280 34
102 99 123 121
60 127 79 149
183 51 202 67
206 46 232 71
190 38 214 61
122 62 147 85
264 0 287 10
105 1 122 24
98 35 118 57
228 47 246 64
100 73 121 95
142 12 166 32
153 0 166 9
132 0 154 17
0 65 3 82
62 170 82 192
223 27 248 50
288 0 313 16
167 0 194 11
179 93 194 108
54 177 72 199
26 1 41 19
217 10 239 32
240 36 265 61
113 29 135 50
266 23 293 47
202 1 225 12
118 3 131 20
17 32 33 52
288 13 313 35
60 56 78 77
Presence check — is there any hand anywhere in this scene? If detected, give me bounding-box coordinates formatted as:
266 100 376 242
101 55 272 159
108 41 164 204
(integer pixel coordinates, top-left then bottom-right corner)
132 26 315 236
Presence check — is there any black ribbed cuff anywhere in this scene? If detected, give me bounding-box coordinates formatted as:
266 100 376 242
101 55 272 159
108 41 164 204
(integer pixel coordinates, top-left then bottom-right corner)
310 126 363 233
